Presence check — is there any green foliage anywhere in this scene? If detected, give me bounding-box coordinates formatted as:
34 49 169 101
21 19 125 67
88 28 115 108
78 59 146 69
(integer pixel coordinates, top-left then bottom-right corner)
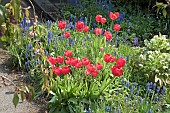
13 93 19 108
12 86 35 107
11 0 21 22
0 4 5 27
0 0 23 46
153 2 168 18
131 34 170 86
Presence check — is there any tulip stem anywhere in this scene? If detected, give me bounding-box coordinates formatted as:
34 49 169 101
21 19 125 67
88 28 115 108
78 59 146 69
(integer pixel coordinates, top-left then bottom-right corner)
110 21 113 32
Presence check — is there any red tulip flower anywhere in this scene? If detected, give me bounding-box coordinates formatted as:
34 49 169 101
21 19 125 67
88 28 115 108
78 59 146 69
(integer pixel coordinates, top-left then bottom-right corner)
82 58 90 66
75 62 82 68
64 32 70 38
109 12 119 20
61 66 70 75
65 57 71 65
53 67 62 76
116 58 126 68
104 54 112 63
111 66 124 77
104 31 112 40
87 64 96 72
58 21 66 30
94 28 102 35
95 14 102 22
114 12 120 18
76 21 84 32
64 50 72 57
110 56 116 63
114 24 121 32
56 56 64 64
85 69 91 76
70 57 79 66
101 17 106 24
92 71 98 77
83 26 89 32
96 63 103 70
47 56 57 65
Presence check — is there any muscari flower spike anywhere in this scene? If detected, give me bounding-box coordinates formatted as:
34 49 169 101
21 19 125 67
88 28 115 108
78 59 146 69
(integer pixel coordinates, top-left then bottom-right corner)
139 97 143 103
118 109 121 113
155 96 159 102
153 83 156 90
124 96 128 102
106 106 111 112
25 52 28 58
148 109 152 113
157 86 160 93
27 44 33 50
162 86 166 95
86 108 91 113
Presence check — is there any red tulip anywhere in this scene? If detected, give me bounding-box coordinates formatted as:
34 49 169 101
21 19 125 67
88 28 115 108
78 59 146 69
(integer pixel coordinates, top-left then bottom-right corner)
94 28 102 35
65 57 71 65
75 62 82 68
96 14 102 22
104 54 112 63
110 56 116 63
91 71 98 77
87 64 96 72
58 21 66 30
57 56 64 64
101 17 106 24
114 12 120 18
76 21 84 32
116 58 126 68
83 26 89 32
64 32 70 38
96 63 103 70
47 56 57 65
109 12 119 20
53 67 62 76
62 66 70 75
85 69 91 76
104 31 112 40
82 58 90 66
64 50 72 57
70 57 79 66
114 24 121 32
111 66 124 77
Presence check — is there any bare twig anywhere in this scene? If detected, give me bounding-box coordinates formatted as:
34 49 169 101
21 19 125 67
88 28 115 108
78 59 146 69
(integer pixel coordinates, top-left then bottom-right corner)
0 75 17 87
28 0 36 18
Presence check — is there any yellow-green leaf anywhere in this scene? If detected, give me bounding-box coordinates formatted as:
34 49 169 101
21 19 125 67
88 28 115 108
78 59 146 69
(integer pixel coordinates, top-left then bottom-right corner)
13 93 19 108
162 9 167 18
25 9 29 18
156 2 164 6
0 5 5 26
11 0 20 21
20 91 25 101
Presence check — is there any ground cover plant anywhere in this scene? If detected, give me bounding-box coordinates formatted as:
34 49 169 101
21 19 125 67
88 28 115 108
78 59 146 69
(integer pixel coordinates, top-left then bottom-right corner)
131 34 170 87
0 0 170 113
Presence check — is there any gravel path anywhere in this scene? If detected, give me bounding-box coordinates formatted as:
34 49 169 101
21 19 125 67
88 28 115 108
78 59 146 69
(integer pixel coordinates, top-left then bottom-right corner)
0 45 43 113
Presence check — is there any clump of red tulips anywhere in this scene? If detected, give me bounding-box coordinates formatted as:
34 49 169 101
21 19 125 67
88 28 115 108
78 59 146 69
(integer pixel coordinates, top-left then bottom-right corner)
47 50 126 77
